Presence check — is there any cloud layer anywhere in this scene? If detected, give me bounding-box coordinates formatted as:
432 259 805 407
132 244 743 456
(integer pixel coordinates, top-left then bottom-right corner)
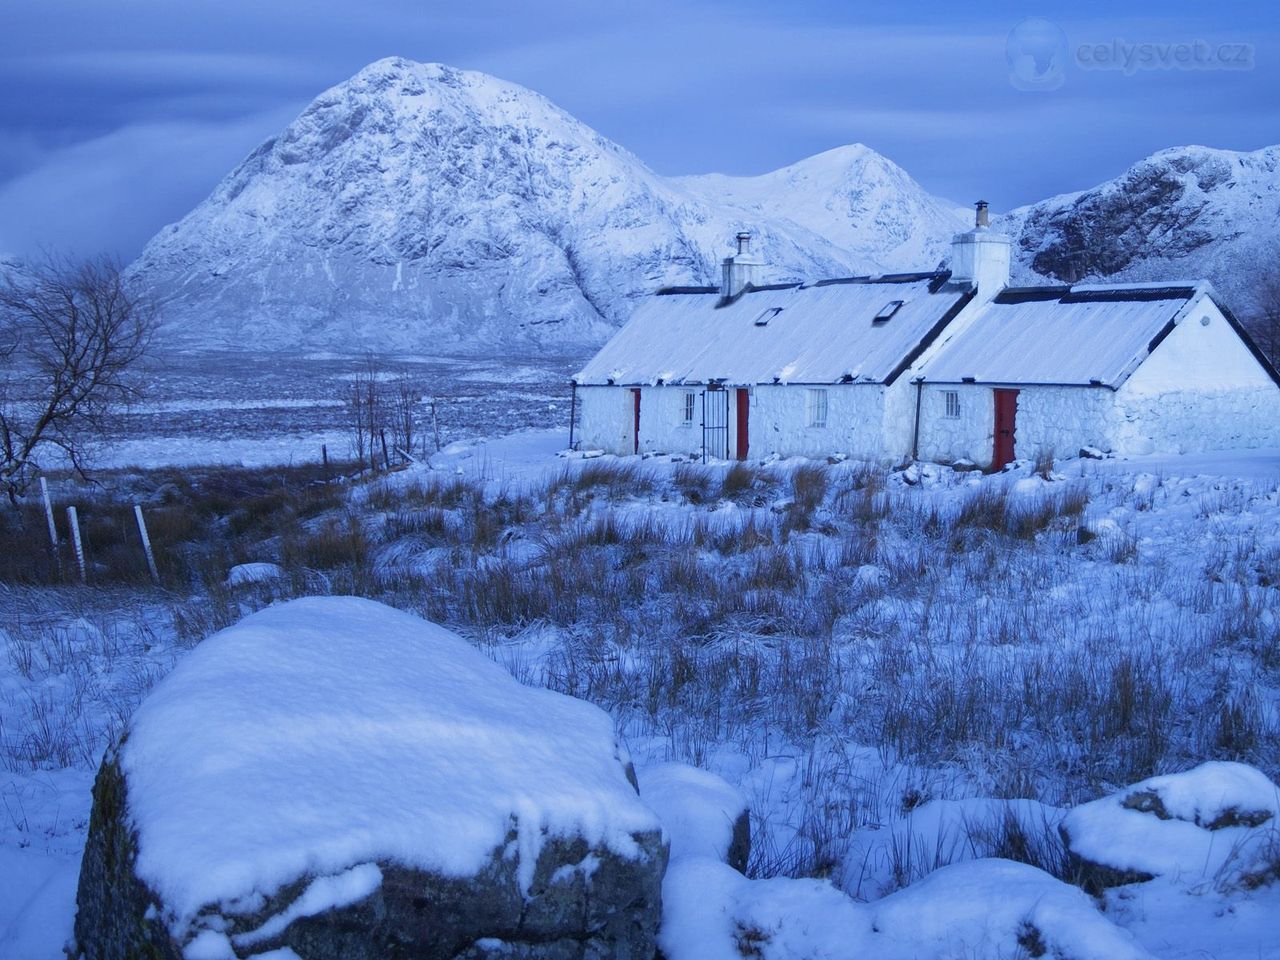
1 0 1276 260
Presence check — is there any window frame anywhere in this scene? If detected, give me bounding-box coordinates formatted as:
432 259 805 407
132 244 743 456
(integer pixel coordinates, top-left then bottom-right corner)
681 390 697 427
805 388 829 429
944 390 961 420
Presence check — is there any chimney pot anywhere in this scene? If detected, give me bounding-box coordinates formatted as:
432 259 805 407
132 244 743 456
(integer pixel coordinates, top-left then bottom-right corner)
975 201 990 228
721 231 762 298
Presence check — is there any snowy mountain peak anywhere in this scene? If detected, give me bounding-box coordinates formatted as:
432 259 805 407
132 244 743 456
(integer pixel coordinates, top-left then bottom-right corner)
126 57 1280 354
127 58 963 353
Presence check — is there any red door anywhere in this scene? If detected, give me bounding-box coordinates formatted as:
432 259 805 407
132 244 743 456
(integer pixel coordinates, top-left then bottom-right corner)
735 389 749 461
992 389 1018 470
631 388 641 455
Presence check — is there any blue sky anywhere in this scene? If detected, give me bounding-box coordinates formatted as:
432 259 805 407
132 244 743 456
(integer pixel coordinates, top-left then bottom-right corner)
0 0 1275 259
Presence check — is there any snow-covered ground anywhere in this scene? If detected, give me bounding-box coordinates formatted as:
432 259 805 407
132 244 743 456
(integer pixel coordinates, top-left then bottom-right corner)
4 430 1280 958
69 351 577 470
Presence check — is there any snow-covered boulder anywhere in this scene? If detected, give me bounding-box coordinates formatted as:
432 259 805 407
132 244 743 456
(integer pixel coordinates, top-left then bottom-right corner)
869 859 1154 960
639 763 750 872
1061 761 1280 892
660 857 1152 960
223 562 285 587
73 597 666 960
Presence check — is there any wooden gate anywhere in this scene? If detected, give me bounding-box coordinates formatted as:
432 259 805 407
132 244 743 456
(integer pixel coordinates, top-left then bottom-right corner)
701 387 730 462
993 389 1019 470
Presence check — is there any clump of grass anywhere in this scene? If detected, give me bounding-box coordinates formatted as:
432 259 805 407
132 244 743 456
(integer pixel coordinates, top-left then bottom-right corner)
570 460 649 496
720 462 777 504
1005 484 1090 539
791 463 829 513
955 485 1010 534
283 514 371 571
673 464 716 504
1033 449 1056 480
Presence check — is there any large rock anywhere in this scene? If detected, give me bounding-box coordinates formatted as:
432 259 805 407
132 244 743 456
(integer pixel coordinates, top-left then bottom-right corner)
637 763 750 873
1061 761 1280 893
73 597 666 960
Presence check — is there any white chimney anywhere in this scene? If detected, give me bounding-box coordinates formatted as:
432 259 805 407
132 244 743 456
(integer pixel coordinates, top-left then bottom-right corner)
950 200 1010 296
721 231 763 298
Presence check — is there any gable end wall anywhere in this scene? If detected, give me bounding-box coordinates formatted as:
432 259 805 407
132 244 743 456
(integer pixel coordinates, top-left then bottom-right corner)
1110 296 1280 454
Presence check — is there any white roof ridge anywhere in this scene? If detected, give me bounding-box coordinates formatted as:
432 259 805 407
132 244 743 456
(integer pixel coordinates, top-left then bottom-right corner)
1068 280 1205 293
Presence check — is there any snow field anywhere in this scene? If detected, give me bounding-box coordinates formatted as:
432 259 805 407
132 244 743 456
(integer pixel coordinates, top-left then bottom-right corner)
3 430 1280 957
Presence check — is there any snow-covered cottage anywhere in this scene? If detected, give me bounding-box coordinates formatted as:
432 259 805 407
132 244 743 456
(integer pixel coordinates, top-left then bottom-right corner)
573 209 1280 468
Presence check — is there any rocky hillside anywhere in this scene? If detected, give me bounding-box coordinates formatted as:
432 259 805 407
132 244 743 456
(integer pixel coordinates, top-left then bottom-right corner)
1002 144 1280 316
126 58 966 353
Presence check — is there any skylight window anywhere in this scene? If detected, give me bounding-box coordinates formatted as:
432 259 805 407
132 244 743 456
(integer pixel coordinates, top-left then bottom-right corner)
754 307 783 326
873 300 904 324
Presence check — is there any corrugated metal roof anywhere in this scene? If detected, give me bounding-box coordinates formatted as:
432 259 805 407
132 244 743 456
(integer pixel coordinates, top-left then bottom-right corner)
575 275 970 386
917 286 1202 388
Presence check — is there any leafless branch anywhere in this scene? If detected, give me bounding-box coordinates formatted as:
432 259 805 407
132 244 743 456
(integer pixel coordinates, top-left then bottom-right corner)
0 255 154 501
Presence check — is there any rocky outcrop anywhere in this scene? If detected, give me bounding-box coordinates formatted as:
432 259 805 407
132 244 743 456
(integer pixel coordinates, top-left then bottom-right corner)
72 597 667 960
1060 761 1280 893
1005 144 1280 314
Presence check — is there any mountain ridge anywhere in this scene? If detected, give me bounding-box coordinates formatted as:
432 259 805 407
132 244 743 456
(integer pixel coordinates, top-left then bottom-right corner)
125 57 1279 353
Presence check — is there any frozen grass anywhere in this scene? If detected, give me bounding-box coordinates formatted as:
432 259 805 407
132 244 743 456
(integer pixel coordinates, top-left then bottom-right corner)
0 589 183 774
4 454 1279 905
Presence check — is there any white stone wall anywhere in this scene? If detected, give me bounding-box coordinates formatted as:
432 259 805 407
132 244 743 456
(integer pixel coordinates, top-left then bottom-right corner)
575 383 893 459
1016 387 1114 460
633 386 720 458
1109 297 1280 454
1109 387 1280 454
751 384 888 460
916 384 1113 466
575 385 739 458
880 378 923 462
1124 296 1274 394
576 386 635 455
915 385 994 464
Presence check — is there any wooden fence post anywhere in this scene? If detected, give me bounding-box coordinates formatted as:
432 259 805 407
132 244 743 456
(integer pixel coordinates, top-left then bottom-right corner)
134 504 160 584
40 477 61 579
66 506 86 582
380 429 391 470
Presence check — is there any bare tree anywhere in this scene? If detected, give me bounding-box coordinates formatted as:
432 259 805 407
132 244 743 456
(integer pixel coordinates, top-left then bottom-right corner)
345 356 383 472
389 374 421 461
0 257 153 502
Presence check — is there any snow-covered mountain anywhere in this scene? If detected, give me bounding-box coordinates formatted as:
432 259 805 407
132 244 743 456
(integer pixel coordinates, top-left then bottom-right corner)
1002 144 1280 315
675 144 966 274
126 58 966 353
127 57 1280 355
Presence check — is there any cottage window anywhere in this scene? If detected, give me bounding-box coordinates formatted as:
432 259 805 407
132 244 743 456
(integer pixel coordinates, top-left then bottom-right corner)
944 391 961 419
682 390 696 426
873 300 904 324
806 388 828 428
754 307 783 326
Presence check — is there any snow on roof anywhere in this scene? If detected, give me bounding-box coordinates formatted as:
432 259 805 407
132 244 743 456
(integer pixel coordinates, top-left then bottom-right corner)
918 284 1205 388
120 597 658 933
574 274 971 386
